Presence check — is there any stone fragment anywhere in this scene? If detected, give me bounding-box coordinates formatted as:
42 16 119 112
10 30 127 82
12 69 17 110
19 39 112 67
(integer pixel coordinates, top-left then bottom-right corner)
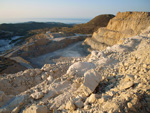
83 69 101 94
84 105 91 110
11 106 20 113
67 62 95 76
74 100 84 108
143 64 147 68
119 81 134 90
65 100 76 111
47 76 53 82
124 74 134 81
23 105 48 113
88 94 98 103
127 102 136 111
31 92 44 100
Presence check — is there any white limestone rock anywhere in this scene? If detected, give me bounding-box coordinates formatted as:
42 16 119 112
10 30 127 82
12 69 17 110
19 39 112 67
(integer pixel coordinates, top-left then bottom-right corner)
65 100 76 111
67 62 95 76
88 94 99 103
31 92 44 100
83 69 101 94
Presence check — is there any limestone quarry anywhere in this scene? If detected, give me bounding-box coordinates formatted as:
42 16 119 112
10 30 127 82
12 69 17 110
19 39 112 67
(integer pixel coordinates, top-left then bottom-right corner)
0 12 150 113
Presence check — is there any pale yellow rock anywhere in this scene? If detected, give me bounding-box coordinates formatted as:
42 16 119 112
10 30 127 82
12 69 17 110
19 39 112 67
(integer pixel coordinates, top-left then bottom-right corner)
84 12 150 50
84 105 91 110
119 81 134 90
88 94 98 103
65 101 76 111
31 92 44 100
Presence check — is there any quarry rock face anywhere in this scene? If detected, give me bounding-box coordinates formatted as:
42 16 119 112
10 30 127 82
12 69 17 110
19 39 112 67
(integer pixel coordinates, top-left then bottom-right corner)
3 32 90 58
84 11 150 50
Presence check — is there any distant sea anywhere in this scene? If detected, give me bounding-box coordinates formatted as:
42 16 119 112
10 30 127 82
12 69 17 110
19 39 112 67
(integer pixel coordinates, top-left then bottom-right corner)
0 18 91 24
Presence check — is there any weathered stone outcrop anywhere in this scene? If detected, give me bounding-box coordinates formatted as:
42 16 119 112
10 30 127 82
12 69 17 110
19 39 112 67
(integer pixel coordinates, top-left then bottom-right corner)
84 11 150 50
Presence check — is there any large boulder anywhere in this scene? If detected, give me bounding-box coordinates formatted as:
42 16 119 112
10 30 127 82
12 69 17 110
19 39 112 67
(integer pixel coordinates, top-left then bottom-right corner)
82 69 101 95
66 62 95 76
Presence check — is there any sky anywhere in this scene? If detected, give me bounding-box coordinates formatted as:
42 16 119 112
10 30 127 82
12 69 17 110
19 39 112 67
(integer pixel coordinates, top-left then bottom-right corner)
0 0 150 23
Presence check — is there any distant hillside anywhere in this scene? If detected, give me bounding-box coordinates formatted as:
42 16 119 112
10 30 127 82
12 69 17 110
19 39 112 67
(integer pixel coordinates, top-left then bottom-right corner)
0 22 73 39
49 14 115 34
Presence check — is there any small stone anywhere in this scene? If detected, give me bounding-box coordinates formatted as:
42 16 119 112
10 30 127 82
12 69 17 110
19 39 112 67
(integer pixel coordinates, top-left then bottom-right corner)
65 101 76 111
41 74 47 80
119 81 134 90
127 102 136 111
23 105 48 113
11 106 20 113
127 102 132 108
31 92 44 100
143 64 147 68
88 94 98 103
47 76 53 82
74 100 84 108
107 91 115 97
124 62 129 66
84 105 91 110
124 74 134 81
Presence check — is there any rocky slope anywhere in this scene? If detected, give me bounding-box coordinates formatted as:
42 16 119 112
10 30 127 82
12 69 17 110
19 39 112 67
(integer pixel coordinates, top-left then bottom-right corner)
84 11 150 51
0 25 150 113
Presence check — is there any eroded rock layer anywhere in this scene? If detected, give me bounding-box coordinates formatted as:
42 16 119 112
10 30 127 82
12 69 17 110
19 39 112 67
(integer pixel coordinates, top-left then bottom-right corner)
84 11 150 50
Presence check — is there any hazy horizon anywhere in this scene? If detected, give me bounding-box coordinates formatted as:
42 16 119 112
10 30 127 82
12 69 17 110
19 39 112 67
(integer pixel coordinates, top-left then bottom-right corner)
0 18 92 24
0 0 150 24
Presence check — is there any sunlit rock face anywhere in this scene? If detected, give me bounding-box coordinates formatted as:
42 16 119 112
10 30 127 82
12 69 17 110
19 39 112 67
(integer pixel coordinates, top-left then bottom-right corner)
84 11 150 50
